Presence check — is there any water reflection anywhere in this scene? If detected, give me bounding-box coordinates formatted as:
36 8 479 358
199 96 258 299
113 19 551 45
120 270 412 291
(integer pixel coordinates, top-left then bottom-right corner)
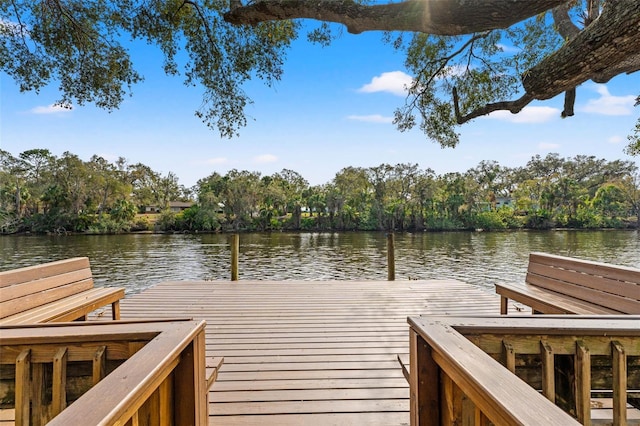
2 230 638 295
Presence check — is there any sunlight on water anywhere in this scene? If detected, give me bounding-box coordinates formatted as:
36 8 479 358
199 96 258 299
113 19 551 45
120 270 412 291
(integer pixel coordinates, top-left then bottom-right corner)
2 230 639 295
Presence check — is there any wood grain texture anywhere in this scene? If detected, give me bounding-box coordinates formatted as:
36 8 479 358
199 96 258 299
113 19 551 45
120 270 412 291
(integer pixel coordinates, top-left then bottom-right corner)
496 252 640 315
0 257 124 323
116 279 524 425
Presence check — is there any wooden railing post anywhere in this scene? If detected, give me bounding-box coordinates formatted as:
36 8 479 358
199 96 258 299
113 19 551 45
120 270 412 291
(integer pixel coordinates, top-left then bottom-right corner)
231 233 239 281
387 232 395 281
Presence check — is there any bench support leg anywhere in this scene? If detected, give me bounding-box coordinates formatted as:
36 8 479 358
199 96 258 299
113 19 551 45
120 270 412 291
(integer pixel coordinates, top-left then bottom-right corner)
112 301 121 320
500 296 508 315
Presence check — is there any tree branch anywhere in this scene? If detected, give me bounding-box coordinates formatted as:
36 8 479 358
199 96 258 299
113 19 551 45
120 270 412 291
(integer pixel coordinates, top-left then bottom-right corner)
453 88 534 124
591 53 640 83
561 88 575 118
225 0 569 36
523 0 640 99
551 3 580 40
551 4 579 118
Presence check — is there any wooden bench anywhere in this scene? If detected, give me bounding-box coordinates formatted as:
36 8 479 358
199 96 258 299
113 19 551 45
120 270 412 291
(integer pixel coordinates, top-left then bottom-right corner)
496 252 640 315
0 257 125 325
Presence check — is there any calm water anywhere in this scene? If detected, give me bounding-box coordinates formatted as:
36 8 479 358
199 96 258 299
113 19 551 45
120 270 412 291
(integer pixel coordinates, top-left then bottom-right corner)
2 230 639 295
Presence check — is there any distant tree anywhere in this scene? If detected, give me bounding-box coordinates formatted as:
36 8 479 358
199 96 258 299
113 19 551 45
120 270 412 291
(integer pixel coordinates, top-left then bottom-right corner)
2 1 637 147
0 150 29 216
628 97 640 156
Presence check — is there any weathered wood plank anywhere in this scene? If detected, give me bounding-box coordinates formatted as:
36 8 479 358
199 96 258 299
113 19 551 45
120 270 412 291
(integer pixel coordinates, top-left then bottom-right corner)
211 388 409 403
612 341 627 426
0 257 90 288
210 399 409 415
0 257 125 325
116 279 522 425
15 349 30 426
207 412 410 425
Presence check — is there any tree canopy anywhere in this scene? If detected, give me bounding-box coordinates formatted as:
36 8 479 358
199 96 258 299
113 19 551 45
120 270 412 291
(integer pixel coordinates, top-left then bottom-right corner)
2 148 639 234
1 0 638 148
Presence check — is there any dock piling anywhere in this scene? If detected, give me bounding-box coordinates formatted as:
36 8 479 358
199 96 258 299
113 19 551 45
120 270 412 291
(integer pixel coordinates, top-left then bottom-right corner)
231 233 239 281
387 232 395 281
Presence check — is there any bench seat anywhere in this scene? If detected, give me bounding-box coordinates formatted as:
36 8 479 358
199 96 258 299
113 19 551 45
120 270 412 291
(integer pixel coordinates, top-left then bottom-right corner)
0 287 125 325
495 282 620 315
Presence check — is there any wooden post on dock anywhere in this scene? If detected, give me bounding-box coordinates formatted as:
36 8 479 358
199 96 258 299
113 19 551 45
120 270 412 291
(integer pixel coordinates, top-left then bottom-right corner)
231 233 239 281
387 232 395 281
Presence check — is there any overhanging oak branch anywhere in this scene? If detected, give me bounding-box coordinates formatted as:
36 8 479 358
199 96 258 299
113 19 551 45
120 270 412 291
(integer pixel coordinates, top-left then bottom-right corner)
225 0 569 35
523 0 640 99
453 88 533 124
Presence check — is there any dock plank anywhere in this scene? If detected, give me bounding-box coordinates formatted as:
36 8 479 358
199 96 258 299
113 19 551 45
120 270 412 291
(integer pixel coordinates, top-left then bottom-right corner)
119 279 525 425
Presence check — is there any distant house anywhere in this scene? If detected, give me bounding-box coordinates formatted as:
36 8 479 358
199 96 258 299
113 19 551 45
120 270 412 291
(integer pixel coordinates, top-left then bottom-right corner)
145 201 194 213
495 196 514 208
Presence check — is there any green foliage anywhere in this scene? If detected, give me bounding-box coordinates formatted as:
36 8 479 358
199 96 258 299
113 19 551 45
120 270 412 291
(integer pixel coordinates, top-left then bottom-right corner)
179 205 220 231
471 207 523 230
1 0 298 138
155 210 177 232
1 2 636 147
574 205 602 229
110 199 137 222
395 11 564 147
1 1 141 109
2 148 638 234
469 211 507 230
524 209 554 229
626 101 640 156
87 213 130 234
132 216 151 232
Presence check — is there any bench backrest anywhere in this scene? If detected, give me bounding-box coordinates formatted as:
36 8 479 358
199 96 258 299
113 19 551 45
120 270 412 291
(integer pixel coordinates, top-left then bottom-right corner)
0 257 94 319
526 252 640 314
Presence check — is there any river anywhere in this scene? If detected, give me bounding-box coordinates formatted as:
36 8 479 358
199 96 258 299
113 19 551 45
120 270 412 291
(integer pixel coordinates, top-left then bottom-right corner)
2 230 639 295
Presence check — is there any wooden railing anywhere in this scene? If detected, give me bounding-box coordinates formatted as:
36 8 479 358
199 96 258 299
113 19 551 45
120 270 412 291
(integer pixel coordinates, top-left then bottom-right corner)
408 315 640 426
1 319 208 426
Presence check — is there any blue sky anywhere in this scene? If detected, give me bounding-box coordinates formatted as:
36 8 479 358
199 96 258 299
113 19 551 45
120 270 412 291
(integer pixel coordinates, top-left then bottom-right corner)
1 24 638 188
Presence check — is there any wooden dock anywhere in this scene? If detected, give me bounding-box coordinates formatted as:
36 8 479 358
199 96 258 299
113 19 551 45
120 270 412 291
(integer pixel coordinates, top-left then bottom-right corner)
118 279 528 425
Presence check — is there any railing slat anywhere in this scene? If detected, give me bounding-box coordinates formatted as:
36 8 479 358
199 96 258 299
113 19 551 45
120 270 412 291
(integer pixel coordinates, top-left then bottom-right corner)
612 341 627 426
410 328 439 426
540 341 555 402
30 364 45 426
125 410 139 426
461 394 476 425
441 374 463 424
52 347 68 416
575 341 591 426
92 345 107 385
15 349 31 426
502 341 516 373
159 375 174 426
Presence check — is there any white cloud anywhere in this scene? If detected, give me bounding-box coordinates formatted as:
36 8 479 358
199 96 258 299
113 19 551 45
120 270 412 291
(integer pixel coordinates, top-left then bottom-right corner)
347 114 393 124
205 157 229 165
495 43 521 53
96 153 118 162
29 104 72 115
579 85 635 116
486 106 560 123
538 142 560 150
358 71 413 96
442 65 468 78
253 154 278 164
607 135 624 145
0 19 23 33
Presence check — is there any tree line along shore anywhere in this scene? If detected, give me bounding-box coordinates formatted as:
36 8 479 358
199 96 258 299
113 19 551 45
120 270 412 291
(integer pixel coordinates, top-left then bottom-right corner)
1 149 639 235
